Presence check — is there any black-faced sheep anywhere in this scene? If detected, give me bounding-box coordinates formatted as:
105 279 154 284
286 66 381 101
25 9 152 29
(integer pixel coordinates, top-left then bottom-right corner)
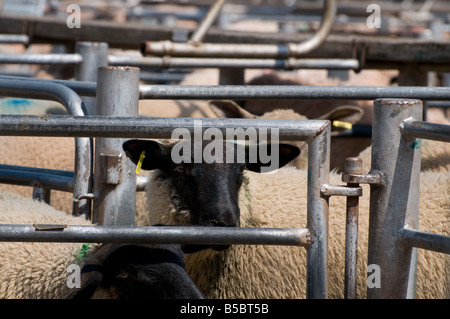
123 139 449 299
0 190 204 299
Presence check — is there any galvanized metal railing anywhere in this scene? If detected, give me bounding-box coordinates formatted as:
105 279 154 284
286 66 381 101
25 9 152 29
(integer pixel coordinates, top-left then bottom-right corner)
1 67 449 299
0 78 92 218
0 66 331 298
0 112 331 300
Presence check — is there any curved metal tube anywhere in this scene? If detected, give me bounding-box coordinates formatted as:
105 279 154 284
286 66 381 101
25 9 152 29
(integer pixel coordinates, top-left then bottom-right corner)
289 0 337 56
141 0 336 58
0 78 93 218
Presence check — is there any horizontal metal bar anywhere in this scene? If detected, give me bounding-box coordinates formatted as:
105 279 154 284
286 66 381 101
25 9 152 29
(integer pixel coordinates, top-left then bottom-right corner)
0 53 83 65
0 164 149 193
3 76 450 101
0 75 97 97
0 34 29 44
0 78 88 114
139 85 450 101
320 183 362 197
0 115 330 141
0 225 311 247
400 120 450 143
398 227 450 255
342 171 385 186
0 167 73 193
0 164 74 178
109 55 360 70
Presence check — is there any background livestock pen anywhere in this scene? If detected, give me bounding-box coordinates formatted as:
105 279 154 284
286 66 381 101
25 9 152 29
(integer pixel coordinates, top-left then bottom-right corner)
0 0 449 299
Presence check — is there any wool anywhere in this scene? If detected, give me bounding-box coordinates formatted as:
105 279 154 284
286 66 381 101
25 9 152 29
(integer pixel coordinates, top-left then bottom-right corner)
143 167 449 299
0 190 94 299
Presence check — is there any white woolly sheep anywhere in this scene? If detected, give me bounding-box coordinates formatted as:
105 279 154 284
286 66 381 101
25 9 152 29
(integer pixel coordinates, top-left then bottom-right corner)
123 137 449 299
0 190 204 299
143 166 449 299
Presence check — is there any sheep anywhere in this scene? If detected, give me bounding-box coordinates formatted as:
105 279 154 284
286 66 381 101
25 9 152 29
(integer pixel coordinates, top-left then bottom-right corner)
123 139 449 299
209 99 367 170
358 139 450 174
0 189 204 299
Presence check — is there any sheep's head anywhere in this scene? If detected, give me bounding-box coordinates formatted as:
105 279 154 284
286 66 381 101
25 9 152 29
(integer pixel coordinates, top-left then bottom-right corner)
123 139 300 230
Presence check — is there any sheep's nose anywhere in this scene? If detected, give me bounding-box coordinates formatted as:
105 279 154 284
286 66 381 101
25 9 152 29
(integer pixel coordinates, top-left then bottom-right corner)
203 212 240 227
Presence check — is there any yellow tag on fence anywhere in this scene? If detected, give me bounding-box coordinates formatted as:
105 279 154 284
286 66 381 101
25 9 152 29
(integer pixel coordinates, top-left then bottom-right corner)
135 150 146 175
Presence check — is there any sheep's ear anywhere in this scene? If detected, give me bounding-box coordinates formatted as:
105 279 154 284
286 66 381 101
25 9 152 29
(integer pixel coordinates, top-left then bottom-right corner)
245 143 300 173
209 100 256 119
122 139 171 170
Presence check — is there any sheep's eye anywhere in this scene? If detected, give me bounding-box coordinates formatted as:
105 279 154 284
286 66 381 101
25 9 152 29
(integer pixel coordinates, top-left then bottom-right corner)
115 270 131 281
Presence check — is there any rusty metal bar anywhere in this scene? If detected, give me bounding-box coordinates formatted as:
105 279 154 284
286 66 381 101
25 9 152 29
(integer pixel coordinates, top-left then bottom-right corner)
141 0 336 58
320 184 362 197
109 55 360 70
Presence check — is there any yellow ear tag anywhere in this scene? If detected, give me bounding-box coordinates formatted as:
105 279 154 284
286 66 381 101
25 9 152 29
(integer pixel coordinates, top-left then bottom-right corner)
135 150 146 175
332 120 353 130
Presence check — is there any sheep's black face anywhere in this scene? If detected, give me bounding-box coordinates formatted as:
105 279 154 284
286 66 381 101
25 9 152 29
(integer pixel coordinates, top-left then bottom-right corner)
123 139 300 231
69 244 205 299
169 160 244 227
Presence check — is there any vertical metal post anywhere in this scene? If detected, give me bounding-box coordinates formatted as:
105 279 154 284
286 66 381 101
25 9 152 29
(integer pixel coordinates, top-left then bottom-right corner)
306 123 331 299
75 42 109 115
344 157 362 299
367 99 422 299
93 66 140 226
32 184 51 204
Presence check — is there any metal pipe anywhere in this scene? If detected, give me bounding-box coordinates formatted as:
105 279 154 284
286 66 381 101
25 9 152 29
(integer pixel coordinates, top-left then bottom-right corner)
141 0 336 58
0 225 311 247
400 119 450 143
289 0 336 56
0 166 73 193
368 99 422 299
0 53 82 65
0 75 97 97
0 115 330 142
32 185 51 203
93 66 140 226
139 85 450 101
109 55 360 70
344 157 363 299
398 227 450 255
306 123 330 299
3 76 450 101
75 42 109 116
190 0 226 45
0 164 74 178
0 34 29 44
320 184 362 197
0 79 93 219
